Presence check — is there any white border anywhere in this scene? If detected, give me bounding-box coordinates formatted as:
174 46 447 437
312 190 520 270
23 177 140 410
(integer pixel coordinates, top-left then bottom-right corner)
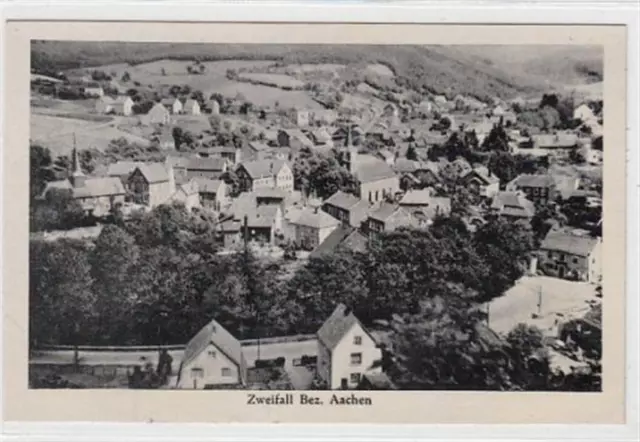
1 2 638 442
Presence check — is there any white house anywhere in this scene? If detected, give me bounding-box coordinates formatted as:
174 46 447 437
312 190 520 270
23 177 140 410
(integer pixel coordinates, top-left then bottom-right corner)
147 102 171 125
289 207 341 250
316 303 383 390
176 319 247 389
183 99 201 115
573 103 596 122
162 97 183 115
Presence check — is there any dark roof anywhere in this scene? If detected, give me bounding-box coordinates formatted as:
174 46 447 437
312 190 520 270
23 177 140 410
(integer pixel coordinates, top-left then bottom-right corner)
491 191 535 218
369 203 404 223
540 231 600 257
309 225 355 259
181 319 246 383
317 303 373 352
399 189 433 206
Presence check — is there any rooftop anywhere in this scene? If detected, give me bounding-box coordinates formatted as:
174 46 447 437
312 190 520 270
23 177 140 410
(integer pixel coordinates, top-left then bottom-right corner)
540 231 600 257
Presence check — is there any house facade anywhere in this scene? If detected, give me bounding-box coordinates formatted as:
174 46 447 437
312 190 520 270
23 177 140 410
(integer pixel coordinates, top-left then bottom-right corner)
461 167 500 198
235 160 294 193
197 179 227 211
316 304 383 390
162 97 183 114
322 191 371 228
290 208 340 250
186 158 228 180
538 231 602 283
183 99 201 115
148 102 171 125
177 320 247 389
366 204 415 238
128 163 175 207
506 174 557 206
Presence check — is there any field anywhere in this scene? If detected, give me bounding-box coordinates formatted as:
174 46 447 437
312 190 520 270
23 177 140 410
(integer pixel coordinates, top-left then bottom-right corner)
365 63 395 77
237 72 305 90
31 113 150 156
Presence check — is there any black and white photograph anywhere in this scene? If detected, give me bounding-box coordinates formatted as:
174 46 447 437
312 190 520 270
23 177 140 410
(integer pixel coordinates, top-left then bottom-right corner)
27 41 605 393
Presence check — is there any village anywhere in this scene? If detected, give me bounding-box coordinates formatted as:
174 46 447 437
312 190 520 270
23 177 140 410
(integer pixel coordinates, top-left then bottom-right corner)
29 47 603 392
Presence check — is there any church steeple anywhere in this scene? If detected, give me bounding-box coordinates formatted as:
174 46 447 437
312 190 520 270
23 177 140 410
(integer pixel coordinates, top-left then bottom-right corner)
343 123 358 175
69 134 86 188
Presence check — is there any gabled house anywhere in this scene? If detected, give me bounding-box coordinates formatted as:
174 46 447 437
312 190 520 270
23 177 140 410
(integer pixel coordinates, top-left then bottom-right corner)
538 231 602 283
399 190 451 227
490 191 536 220
322 190 371 228
316 303 383 390
573 103 596 122
162 97 183 115
289 108 310 127
83 82 104 98
172 179 201 211
440 157 473 182
196 179 227 211
107 160 143 189
245 205 283 244
309 225 369 259
311 127 334 148
532 133 579 150
277 129 314 150
235 160 294 193
147 102 171 125
343 151 400 204
183 98 201 115
186 158 228 180
176 319 247 389
128 162 175 207
506 174 557 206
461 166 500 198
366 203 415 238
111 95 134 116
289 207 340 250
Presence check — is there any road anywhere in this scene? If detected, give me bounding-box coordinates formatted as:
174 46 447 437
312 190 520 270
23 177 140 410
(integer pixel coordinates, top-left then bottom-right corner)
485 275 599 336
30 339 318 371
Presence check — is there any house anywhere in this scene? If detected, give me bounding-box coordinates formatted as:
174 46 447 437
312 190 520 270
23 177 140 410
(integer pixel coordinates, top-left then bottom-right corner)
186 158 228 180
199 146 242 165
83 82 104 98
235 160 294 193
311 109 338 125
176 319 247 389
413 161 442 187
311 127 334 148
172 179 201 211
106 161 143 189
580 144 603 165
309 225 369 259
399 190 451 227
165 156 191 184
155 132 176 150
196 179 227 211
128 162 175 207
375 149 396 166
95 96 115 114
416 100 433 117
460 166 500 198
162 97 183 115
218 219 243 249
41 149 126 217
490 191 536 220
573 103 596 122
342 149 400 204
277 129 314 150
492 105 506 117
183 99 201 115
147 102 171 125
322 190 371 228
532 133 579 150
538 231 602 283
366 203 415 238
110 95 134 116
289 108 310 127
245 205 283 244
209 99 220 115
433 95 447 105
289 207 340 250
506 174 557 206
316 303 383 390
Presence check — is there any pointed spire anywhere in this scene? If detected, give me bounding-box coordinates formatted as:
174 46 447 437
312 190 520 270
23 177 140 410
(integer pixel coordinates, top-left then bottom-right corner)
69 134 86 188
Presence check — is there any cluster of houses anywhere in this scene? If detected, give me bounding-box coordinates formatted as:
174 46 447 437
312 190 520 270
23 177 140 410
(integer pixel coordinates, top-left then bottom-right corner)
176 303 389 390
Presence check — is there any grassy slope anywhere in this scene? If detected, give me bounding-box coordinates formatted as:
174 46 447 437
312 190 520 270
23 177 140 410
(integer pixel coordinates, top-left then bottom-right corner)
32 41 603 101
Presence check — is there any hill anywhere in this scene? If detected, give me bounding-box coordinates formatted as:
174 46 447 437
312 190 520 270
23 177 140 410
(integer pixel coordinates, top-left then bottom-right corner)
31 41 603 101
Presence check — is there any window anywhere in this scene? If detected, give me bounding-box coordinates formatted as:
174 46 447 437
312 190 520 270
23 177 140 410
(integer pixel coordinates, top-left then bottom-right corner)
191 368 204 378
221 367 231 377
350 373 361 384
208 350 216 358
350 353 362 365
375 190 379 201
573 257 579 264
353 336 362 345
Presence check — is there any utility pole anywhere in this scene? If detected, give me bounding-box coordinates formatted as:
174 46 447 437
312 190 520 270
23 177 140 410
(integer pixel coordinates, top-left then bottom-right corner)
537 284 543 316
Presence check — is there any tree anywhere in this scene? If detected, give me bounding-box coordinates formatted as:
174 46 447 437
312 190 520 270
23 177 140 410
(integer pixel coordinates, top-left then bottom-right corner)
405 144 418 161
198 64 205 74
506 324 551 390
482 124 509 152
30 144 55 200
293 148 358 199
29 239 96 348
121 71 131 83
161 68 167 76
221 170 240 197
487 151 518 184
30 188 86 232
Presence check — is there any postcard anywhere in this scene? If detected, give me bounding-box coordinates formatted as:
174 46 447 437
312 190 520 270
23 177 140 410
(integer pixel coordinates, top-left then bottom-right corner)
2 21 627 424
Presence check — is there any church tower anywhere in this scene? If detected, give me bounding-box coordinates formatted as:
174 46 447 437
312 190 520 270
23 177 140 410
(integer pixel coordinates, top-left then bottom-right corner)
69 136 86 188
343 124 358 176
